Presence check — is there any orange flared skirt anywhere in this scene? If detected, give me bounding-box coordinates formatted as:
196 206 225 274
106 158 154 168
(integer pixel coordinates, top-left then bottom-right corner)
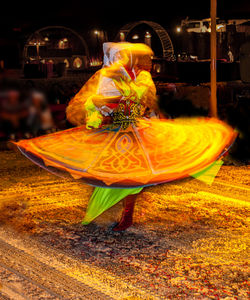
16 118 237 188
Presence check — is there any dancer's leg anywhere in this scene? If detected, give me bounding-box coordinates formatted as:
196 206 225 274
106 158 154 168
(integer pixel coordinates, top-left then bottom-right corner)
82 187 142 225
112 193 137 231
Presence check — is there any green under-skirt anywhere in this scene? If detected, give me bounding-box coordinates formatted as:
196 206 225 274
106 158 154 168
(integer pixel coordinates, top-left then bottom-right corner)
82 187 143 225
82 159 224 225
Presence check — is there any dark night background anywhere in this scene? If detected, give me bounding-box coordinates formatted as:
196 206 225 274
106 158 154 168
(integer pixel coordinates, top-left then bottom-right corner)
1 0 250 34
1 0 249 65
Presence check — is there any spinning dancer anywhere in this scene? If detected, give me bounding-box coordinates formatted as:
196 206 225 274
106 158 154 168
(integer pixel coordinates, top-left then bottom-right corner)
16 42 237 231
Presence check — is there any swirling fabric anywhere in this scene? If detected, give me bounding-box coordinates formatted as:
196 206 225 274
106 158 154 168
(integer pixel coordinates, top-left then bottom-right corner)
16 117 236 188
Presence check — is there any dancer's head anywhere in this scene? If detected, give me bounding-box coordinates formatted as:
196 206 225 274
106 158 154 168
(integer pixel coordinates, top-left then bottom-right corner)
103 42 133 69
103 42 153 71
131 43 154 73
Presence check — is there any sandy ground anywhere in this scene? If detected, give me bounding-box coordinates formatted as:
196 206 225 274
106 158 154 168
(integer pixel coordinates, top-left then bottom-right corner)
0 150 249 299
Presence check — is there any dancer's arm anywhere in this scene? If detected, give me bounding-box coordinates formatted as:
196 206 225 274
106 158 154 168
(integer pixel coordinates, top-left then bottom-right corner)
91 95 121 107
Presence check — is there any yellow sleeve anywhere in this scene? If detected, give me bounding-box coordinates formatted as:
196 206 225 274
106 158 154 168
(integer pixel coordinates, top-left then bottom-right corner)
66 67 123 127
66 71 101 126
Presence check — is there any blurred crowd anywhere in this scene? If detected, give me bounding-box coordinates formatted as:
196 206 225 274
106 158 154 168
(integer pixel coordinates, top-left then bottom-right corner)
0 82 81 142
0 88 54 141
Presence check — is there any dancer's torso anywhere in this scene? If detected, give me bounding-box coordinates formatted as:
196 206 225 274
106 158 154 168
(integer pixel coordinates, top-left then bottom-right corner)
96 74 145 129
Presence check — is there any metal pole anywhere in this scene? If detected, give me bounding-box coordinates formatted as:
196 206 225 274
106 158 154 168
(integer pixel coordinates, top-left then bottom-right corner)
210 0 218 117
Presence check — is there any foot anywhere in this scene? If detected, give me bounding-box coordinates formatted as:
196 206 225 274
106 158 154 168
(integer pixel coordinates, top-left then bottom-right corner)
111 194 136 232
111 218 133 232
